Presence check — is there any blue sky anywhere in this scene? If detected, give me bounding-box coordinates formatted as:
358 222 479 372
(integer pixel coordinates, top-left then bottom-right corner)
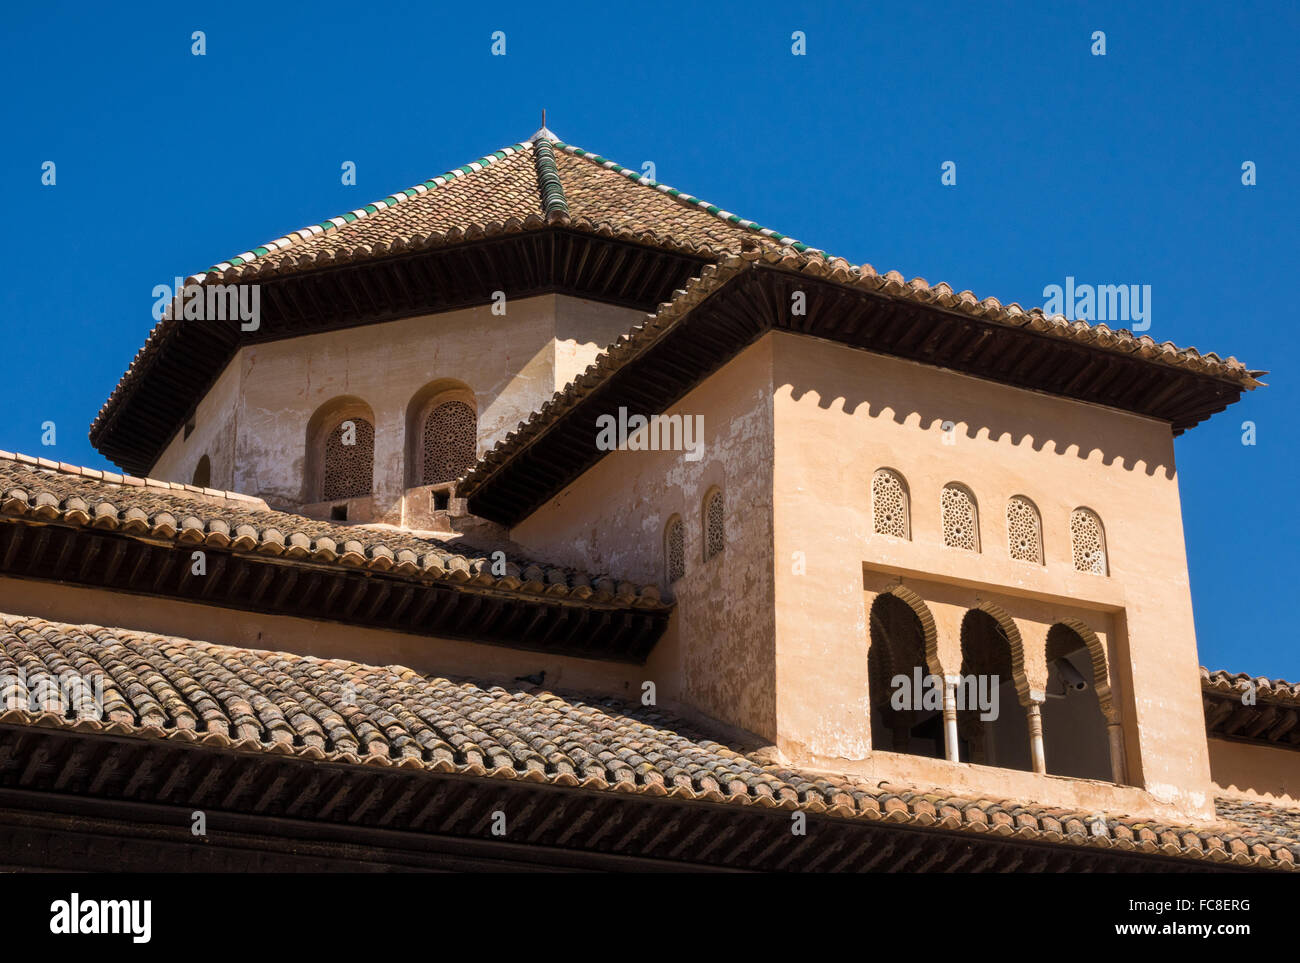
1 1 1295 675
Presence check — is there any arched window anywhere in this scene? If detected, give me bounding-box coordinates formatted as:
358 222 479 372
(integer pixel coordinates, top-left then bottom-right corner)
405 381 477 490
868 591 943 759
664 516 685 583
322 417 374 501
306 397 376 506
1042 623 1113 780
422 400 477 485
1070 508 1107 574
703 488 725 561
192 454 211 489
871 468 909 539
956 609 1029 771
1006 496 1043 564
941 484 980 552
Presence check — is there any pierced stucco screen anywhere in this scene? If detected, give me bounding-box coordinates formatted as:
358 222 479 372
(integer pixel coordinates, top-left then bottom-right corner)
322 418 374 501
941 484 979 552
422 401 477 486
1006 495 1043 564
871 469 909 539
704 490 725 560
1070 508 1108 574
665 517 685 583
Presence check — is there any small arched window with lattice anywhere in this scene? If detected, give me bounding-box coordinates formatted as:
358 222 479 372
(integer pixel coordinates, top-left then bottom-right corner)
1070 508 1108 574
665 516 685 583
422 401 477 486
941 484 980 552
703 489 725 561
192 454 211 490
1006 495 1043 564
871 468 910 539
322 417 374 501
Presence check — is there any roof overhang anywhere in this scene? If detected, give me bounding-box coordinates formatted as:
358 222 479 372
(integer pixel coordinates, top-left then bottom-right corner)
462 255 1261 527
1203 671 1300 750
0 718 1237 872
90 222 717 476
0 510 668 662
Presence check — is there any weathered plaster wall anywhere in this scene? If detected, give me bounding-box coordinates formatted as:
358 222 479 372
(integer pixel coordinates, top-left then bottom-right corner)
152 355 242 492
509 338 778 741
554 296 644 390
148 294 642 517
0 576 639 698
770 331 1214 817
234 297 560 516
1208 737 1300 803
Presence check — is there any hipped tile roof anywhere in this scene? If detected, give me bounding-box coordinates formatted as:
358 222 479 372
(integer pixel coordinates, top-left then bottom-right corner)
90 134 808 470
1203 667 1300 707
0 451 664 608
0 611 1295 870
460 248 1263 500
204 136 808 281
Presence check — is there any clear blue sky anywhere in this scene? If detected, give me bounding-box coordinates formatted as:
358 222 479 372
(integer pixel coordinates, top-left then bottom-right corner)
2 1 1295 676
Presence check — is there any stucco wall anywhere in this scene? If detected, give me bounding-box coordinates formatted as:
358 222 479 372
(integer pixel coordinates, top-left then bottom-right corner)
509 338 779 741
0 576 639 699
152 354 242 491
148 294 643 516
770 331 1213 816
1208 737 1300 803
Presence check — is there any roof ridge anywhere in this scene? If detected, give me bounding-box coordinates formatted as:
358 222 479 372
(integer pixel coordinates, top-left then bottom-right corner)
0 448 268 508
532 139 570 219
202 141 535 279
553 141 824 257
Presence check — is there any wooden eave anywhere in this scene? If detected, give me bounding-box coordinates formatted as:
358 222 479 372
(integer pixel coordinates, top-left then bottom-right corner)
0 722 1227 873
0 514 668 662
90 228 713 476
1203 690 1300 750
465 264 1251 527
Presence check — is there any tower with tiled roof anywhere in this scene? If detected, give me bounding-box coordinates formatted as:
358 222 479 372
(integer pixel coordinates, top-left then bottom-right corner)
0 126 1288 872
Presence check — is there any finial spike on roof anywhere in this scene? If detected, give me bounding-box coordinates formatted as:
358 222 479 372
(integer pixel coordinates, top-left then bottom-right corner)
529 111 558 144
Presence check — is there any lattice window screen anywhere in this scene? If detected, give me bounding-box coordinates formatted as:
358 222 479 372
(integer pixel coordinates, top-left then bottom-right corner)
1070 508 1107 574
941 484 979 552
322 418 374 501
872 469 909 539
704 490 725 560
665 517 685 583
1006 496 1043 564
422 401 477 486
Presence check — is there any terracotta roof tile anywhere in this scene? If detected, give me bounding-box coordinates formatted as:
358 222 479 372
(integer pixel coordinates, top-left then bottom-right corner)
459 250 1262 501
1202 667 1300 706
204 135 805 284
0 451 664 607
0 610 1293 869
554 146 798 255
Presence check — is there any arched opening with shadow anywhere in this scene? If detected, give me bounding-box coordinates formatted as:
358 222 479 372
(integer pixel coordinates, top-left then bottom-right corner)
1042 622 1113 780
867 592 943 758
405 379 477 489
305 396 376 504
957 609 1031 771
191 454 211 489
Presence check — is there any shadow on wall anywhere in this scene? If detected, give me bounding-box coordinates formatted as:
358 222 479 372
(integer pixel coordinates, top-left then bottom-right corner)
783 382 1176 480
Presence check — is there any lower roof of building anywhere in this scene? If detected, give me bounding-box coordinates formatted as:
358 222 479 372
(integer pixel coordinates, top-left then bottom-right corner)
0 610 1295 871
0 451 669 661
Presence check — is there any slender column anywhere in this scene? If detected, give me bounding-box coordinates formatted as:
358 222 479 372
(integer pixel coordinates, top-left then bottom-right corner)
943 676 960 762
1107 722 1128 784
1026 701 1047 773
